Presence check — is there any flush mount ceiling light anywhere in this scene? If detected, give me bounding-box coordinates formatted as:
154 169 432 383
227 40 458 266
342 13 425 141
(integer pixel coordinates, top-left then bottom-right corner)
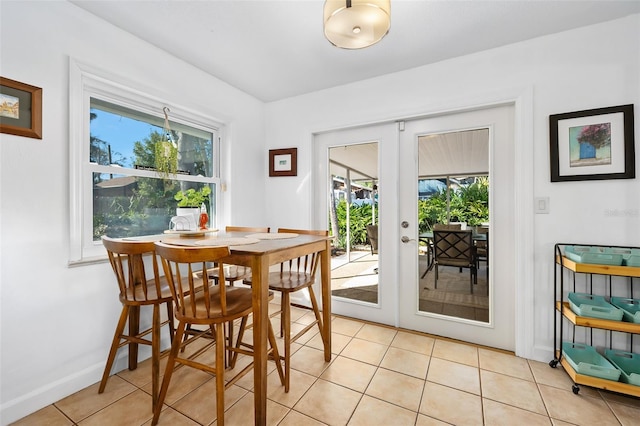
324 0 391 49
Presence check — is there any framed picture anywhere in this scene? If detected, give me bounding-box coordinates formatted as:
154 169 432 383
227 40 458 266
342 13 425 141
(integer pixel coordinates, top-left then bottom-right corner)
549 104 634 182
269 148 297 177
0 77 42 139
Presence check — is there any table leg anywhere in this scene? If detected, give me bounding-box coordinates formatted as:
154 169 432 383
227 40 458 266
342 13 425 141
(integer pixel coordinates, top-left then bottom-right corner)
251 255 269 426
321 240 332 362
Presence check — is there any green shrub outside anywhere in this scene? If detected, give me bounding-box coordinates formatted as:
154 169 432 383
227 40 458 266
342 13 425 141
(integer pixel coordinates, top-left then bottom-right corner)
333 178 489 249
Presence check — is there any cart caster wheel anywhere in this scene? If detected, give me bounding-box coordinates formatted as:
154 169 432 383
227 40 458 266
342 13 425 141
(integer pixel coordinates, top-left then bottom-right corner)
572 384 580 394
549 360 558 368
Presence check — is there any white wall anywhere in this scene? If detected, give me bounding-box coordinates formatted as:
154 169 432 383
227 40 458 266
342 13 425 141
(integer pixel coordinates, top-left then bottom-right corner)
264 15 639 357
0 1 267 423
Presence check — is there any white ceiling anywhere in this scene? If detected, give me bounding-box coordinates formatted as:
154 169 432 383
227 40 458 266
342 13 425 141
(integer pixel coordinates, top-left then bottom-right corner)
69 0 640 102
328 129 489 181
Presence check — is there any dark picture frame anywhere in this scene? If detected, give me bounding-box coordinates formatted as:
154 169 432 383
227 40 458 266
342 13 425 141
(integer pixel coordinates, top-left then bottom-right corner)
0 77 42 139
269 148 297 177
549 104 634 182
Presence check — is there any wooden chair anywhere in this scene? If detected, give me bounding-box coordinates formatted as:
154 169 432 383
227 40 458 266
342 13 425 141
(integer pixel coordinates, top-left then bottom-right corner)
366 224 379 255
99 236 174 411
195 226 270 362
244 228 327 392
152 242 284 426
433 229 478 293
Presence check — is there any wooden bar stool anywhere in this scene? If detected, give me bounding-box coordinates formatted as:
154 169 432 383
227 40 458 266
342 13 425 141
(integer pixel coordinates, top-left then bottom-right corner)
99 236 174 411
152 242 284 425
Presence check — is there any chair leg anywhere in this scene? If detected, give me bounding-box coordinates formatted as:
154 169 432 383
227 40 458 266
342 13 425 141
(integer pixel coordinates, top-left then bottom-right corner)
128 306 140 370
99 305 130 394
164 300 175 342
227 320 234 367
282 292 291 392
215 323 226 425
434 265 439 289
152 321 185 426
151 304 161 412
307 285 324 344
267 321 285 387
230 316 248 368
279 297 285 338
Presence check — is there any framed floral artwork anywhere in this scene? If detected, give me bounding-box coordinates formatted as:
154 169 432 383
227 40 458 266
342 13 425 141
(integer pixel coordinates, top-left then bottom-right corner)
549 104 634 182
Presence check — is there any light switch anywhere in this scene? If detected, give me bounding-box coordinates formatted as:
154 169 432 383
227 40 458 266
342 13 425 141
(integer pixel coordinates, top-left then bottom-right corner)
535 197 550 214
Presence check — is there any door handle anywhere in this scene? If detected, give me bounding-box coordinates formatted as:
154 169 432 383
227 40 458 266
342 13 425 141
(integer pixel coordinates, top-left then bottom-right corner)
401 236 415 243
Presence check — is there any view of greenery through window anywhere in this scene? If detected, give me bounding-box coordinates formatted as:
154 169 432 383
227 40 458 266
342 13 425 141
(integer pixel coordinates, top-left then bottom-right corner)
332 176 488 249
90 99 216 239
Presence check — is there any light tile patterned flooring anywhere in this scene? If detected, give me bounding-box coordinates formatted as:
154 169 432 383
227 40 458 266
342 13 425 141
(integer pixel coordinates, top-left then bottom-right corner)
14 302 640 425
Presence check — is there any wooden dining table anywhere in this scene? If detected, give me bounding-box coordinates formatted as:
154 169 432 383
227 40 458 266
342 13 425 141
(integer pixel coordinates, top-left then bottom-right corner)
147 230 333 425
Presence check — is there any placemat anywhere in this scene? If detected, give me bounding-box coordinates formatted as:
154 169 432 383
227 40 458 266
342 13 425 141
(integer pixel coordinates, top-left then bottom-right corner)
246 232 299 240
122 235 164 242
193 237 261 247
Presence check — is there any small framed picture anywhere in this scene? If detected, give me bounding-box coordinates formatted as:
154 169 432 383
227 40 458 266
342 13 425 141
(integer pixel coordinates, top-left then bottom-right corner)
0 77 43 139
269 148 297 177
549 104 634 182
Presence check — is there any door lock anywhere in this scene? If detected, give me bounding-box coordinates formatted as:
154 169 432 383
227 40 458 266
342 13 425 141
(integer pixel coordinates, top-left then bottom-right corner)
401 221 409 228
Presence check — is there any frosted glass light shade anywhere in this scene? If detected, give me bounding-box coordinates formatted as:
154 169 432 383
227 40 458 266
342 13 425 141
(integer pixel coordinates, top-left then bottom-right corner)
324 0 391 49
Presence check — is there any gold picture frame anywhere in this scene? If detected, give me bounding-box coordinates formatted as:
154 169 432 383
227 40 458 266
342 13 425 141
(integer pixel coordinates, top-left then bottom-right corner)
0 77 42 139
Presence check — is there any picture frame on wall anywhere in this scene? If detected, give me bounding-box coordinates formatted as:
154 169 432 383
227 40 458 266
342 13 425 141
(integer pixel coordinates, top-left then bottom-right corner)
0 77 42 139
269 148 297 177
549 104 634 182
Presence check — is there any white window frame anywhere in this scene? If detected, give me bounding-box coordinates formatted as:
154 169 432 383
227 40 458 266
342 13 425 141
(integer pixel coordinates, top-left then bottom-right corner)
69 59 222 265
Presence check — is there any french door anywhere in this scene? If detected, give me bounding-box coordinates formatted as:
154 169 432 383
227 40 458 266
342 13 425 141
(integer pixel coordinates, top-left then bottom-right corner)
313 104 516 351
398 105 515 351
313 123 398 325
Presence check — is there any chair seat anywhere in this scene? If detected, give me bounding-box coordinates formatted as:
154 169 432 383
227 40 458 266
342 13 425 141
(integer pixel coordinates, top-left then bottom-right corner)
204 266 252 283
245 271 313 293
437 259 473 268
179 286 254 322
122 276 173 303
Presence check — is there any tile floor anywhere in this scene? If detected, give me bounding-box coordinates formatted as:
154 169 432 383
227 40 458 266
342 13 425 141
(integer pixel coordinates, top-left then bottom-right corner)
13 303 640 426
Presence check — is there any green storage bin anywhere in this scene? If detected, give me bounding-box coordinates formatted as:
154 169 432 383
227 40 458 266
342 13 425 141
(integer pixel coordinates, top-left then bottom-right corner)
568 292 624 321
604 349 640 386
624 255 640 267
610 297 640 323
564 246 623 265
564 245 597 263
562 342 621 381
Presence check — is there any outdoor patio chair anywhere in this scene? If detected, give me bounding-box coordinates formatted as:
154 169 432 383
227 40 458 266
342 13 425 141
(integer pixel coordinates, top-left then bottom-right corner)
433 229 478 293
366 224 378 255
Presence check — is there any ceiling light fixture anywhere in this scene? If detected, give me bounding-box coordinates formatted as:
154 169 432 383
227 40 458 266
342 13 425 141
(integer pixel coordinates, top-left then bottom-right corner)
323 0 391 49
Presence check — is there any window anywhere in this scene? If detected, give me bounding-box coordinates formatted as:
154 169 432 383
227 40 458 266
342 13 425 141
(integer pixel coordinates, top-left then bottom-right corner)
70 60 221 264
